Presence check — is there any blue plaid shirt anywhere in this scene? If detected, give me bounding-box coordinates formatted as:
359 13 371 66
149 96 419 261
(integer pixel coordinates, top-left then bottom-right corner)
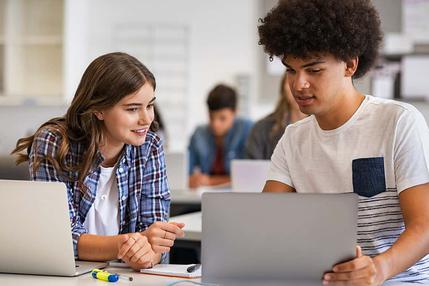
29 127 170 262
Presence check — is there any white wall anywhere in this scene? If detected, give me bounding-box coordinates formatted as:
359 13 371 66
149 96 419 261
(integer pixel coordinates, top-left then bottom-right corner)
65 0 260 151
0 104 67 155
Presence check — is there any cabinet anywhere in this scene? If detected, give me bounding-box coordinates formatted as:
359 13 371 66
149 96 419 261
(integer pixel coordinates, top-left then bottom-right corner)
0 0 63 103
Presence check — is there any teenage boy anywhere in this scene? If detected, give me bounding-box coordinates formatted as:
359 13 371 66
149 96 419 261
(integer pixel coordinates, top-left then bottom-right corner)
259 0 429 285
188 84 252 188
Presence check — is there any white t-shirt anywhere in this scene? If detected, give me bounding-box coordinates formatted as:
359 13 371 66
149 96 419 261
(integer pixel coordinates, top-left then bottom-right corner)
84 165 119 236
268 95 429 282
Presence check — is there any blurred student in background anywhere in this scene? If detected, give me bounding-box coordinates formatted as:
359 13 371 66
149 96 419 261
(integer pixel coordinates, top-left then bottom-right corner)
245 72 306 160
153 104 168 150
188 84 253 188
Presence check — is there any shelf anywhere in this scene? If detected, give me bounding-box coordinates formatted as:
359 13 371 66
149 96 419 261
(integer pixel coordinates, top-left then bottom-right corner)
8 45 63 97
0 0 64 103
0 96 67 106
14 35 63 45
0 0 4 38
0 44 3 94
17 0 63 38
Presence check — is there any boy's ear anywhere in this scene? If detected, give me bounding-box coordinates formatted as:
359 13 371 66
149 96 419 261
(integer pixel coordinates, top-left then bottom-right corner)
94 111 104 120
345 57 359 77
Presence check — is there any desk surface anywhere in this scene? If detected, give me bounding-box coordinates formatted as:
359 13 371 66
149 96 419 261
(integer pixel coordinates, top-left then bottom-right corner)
171 186 231 204
0 267 200 286
0 269 423 286
170 211 202 241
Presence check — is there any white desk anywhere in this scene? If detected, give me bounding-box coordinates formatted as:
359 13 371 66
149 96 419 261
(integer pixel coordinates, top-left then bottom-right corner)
171 189 202 204
170 211 202 241
171 187 231 204
0 270 423 286
0 267 200 286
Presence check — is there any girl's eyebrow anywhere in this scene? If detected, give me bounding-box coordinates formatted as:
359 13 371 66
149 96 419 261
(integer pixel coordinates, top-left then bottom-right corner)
122 97 156 107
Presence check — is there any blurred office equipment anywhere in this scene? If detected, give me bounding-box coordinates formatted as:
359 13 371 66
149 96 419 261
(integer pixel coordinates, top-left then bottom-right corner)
401 55 429 100
372 61 401 100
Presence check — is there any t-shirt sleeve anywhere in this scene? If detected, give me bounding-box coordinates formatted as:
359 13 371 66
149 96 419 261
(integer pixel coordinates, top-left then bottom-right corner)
266 128 293 187
394 107 429 193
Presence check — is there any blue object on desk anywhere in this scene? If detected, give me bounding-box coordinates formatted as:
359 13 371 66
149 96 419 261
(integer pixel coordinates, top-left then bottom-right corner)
91 269 119 282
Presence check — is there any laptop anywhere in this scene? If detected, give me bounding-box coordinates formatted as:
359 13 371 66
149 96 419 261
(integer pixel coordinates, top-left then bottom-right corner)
231 159 270 192
165 152 188 191
202 192 357 284
0 179 107 276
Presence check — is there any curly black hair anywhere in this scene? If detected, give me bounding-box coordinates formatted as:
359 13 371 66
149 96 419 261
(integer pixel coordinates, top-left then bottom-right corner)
258 0 382 78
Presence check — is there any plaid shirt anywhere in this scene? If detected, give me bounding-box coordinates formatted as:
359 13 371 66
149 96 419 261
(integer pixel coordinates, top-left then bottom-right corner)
29 127 170 262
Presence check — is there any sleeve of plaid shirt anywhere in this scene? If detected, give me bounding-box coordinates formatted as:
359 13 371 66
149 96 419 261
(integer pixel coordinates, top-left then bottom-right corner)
138 133 171 264
28 128 87 257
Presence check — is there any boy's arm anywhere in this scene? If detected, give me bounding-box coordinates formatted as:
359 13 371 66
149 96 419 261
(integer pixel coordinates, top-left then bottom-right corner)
325 183 429 285
262 180 295 193
376 183 429 280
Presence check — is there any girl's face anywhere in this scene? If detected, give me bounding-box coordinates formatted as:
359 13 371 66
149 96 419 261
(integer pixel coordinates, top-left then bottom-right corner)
96 83 155 149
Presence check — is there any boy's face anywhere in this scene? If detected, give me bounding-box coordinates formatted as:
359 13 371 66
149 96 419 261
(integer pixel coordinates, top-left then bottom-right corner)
209 108 236 137
282 54 349 117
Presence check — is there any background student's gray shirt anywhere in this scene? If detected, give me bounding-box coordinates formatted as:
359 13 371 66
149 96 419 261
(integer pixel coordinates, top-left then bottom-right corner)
244 114 285 160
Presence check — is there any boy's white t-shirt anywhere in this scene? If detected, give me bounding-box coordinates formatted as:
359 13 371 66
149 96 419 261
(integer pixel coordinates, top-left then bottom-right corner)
268 95 429 282
84 165 119 236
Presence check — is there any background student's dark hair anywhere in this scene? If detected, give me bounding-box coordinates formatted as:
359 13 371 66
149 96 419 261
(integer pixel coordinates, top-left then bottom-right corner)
12 52 156 193
258 0 382 79
206 84 237 111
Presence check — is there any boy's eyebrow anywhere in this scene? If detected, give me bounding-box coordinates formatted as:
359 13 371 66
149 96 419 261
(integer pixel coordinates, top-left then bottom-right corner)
282 59 326 69
122 97 156 106
301 60 325 68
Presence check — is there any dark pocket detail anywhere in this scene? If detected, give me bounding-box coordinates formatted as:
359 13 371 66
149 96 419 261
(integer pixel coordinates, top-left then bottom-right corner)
352 157 386 197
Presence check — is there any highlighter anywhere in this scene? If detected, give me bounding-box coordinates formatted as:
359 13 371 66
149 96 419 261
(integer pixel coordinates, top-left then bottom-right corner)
91 269 133 282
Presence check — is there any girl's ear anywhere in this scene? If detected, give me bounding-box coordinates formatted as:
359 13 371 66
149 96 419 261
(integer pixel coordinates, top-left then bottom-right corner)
345 57 359 77
94 111 104 121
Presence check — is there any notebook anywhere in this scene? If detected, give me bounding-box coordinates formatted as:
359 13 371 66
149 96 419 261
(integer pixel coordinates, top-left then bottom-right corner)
140 264 201 278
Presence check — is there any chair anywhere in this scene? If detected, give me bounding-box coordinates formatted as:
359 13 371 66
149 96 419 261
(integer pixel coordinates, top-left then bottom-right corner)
0 155 30 180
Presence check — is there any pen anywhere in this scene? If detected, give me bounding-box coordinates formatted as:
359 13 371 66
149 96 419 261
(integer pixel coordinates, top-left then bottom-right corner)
91 268 133 282
186 264 201 273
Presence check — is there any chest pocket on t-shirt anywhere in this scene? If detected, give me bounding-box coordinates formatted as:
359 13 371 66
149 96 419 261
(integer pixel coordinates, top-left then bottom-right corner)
352 157 386 197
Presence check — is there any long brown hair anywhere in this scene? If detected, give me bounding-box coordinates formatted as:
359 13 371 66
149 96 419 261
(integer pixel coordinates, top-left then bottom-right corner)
11 52 156 192
270 72 291 137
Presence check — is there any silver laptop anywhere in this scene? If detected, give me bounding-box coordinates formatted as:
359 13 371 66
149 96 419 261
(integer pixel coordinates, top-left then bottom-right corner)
202 192 357 284
165 152 188 191
0 180 107 276
231 159 270 192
